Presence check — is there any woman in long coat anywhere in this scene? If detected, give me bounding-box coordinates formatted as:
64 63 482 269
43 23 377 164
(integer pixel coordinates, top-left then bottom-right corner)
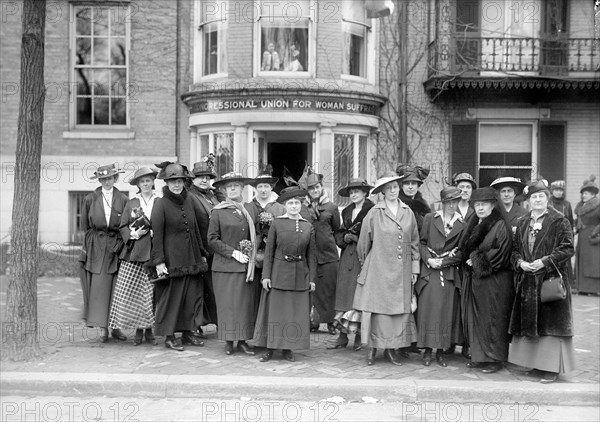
460 187 514 374
416 187 465 367
150 162 209 351
509 180 576 383
574 175 600 295
79 164 129 342
328 179 374 351
353 173 420 366
208 172 258 356
396 164 431 233
253 186 317 362
306 173 341 335
109 167 158 345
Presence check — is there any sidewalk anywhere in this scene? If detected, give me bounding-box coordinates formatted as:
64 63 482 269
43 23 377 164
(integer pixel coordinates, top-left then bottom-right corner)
1 276 599 404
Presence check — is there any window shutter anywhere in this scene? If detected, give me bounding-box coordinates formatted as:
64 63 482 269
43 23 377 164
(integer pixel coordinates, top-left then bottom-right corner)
450 123 477 181
539 124 565 182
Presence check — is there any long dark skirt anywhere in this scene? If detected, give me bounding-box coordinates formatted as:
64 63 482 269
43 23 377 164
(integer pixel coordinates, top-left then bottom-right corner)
109 261 154 330
416 274 459 349
154 274 203 336
201 257 219 326
253 288 310 350
213 271 256 341
335 243 359 312
81 254 117 328
509 335 576 373
313 261 338 323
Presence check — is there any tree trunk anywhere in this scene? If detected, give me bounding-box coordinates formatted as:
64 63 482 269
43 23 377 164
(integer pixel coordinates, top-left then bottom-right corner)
3 0 46 361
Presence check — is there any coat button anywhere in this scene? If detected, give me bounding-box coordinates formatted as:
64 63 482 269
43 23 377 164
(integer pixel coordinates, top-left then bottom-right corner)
398 255 402 259
184 221 188 225
186 229 189 233
398 235 402 239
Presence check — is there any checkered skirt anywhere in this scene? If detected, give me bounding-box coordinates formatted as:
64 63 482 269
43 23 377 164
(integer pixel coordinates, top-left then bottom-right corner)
109 261 155 329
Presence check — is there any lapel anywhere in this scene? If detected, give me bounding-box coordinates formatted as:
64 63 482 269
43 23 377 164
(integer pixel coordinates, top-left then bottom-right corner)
517 215 533 261
108 188 123 228
531 211 558 257
432 213 446 237
446 219 464 243
92 188 107 229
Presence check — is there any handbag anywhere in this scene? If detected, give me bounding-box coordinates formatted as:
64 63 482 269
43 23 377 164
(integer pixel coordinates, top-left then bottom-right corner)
540 260 567 303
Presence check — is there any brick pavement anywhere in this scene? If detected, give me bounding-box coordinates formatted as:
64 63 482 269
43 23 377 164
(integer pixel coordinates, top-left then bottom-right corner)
1 276 598 384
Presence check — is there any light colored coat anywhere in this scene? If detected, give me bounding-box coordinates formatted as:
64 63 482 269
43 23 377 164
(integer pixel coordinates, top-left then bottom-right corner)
353 201 420 314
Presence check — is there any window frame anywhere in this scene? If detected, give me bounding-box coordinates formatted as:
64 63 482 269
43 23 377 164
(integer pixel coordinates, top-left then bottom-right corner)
340 2 376 83
195 0 228 81
333 132 370 207
69 3 131 129
254 0 316 77
196 131 236 175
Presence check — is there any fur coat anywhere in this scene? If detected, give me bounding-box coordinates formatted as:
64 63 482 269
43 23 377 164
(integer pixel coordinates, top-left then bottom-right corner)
399 191 431 232
509 206 575 337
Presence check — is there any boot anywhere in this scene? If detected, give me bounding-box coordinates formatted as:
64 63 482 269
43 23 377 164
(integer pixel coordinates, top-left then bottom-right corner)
367 348 377 366
145 328 158 345
134 329 144 346
353 333 362 351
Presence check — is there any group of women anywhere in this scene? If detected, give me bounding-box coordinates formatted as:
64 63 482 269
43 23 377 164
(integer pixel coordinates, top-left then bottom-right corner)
79 160 598 382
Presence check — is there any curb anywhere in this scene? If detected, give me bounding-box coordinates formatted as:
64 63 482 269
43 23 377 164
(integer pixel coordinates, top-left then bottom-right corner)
2 372 599 405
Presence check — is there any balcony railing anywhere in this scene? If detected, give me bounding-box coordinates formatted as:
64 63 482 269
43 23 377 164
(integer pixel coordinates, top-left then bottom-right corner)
428 36 600 78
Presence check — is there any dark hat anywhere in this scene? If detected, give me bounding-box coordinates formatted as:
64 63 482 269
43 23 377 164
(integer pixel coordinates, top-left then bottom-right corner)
371 172 405 195
192 153 217 179
90 163 125 180
470 187 498 203
338 178 373 197
440 186 462 202
550 180 566 190
523 179 550 199
129 166 158 186
396 164 430 184
249 164 278 187
452 172 477 189
490 176 525 194
305 173 324 188
580 175 599 194
277 186 308 204
212 172 253 189
156 162 194 181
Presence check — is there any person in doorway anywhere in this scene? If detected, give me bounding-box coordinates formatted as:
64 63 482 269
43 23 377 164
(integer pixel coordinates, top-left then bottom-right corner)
79 163 129 343
305 173 341 335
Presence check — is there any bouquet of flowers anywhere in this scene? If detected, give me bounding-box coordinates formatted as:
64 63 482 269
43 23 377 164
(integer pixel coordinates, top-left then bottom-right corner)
258 211 274 226
531 222 543 237
239 240 253 256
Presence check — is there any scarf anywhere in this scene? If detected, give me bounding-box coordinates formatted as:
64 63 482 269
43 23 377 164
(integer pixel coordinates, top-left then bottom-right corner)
307 189 330 220
575 196 599 217
213 198 257 282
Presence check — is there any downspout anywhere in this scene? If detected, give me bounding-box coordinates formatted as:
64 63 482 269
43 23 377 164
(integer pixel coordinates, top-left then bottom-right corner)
398 0 408 163
175 0 181 159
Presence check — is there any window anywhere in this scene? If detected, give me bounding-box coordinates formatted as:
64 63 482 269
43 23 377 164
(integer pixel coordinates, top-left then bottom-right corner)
69 191 88 245
198 133 235 175
334 133 368 207
73 5 128 126
341 0 369 78
257 0 311 74
197 1 227 77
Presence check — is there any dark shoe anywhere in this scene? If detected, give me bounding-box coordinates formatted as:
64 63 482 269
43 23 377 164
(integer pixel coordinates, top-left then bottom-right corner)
283 349 295 362
310 324 319 332
481 363 502 374
237 341 255 356
443 344 456 355
259 350 274 362
326 334 349 349
423 349 432 367
540 371 558 384
181 332 205 346
134 329 144 346
100 335 109 343
384 348 403 366
408 343 421 354
145 328 158 346
367 348 377 366
466 361 482 368
436 352 448 367
397 348 410 359
111 328 127 341
353 333 362 351
327 323 337 335
195 328 207 340
224 341 234 355
165 336 184 352
461 345 471 359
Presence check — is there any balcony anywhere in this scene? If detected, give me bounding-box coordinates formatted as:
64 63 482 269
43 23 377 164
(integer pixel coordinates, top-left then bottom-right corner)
424 36 600 98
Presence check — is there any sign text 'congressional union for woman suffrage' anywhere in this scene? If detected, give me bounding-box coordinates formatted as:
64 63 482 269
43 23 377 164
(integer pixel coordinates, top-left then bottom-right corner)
190 98 379 115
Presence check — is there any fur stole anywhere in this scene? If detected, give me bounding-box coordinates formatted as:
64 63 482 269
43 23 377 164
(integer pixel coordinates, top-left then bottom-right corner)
460 207 505 278
575 196 599 217
399 191 431 217
162 185 188 205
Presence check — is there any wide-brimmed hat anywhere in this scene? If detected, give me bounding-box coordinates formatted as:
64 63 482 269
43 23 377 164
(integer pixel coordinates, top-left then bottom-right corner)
338 178 373 197
90 163 125 180
192 154 217 179
580 175 599 195
249 164 278 187
523 179 550 199
212 172 253 189
371 172 405 195
490 176 525 194
470 187 498 203
277 186 308 204
129 166 158 186
453 172 477 189
396 164 430 185
305 173 324 188
440 186 462 202
550 180 566 190
156 162 194 181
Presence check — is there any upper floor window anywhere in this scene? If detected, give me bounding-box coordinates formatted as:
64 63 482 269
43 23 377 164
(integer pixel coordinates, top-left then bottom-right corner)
341 0 369 78
72 5 129 126
257 0 312 74
197 1 227 78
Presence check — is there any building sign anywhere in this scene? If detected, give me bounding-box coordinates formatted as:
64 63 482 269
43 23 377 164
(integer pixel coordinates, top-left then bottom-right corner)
189 97 380 116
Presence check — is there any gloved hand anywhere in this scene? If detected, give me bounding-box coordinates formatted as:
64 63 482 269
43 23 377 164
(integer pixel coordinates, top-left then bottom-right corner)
129 226 149 240
156 263 169 277
232 250 249 264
